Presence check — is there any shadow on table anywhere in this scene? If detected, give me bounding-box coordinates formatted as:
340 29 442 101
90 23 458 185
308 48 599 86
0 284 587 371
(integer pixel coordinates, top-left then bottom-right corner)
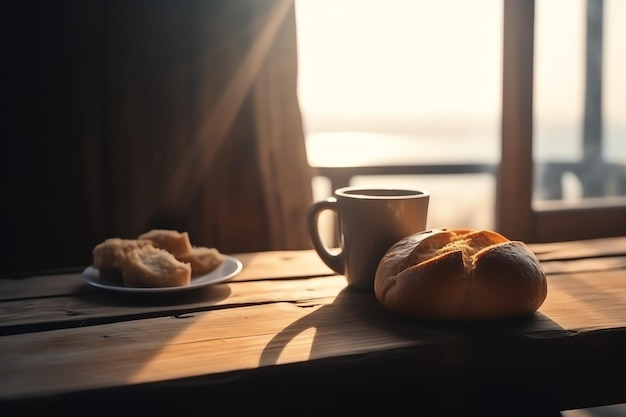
259 286 567 363
563 404 626 417
77 281 232 308
258 286 571 416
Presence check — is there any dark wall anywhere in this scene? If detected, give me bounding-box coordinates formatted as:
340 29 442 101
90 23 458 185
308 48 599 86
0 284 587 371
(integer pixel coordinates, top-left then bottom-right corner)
1 1 227 276
1 1 313 277
1 2 103 275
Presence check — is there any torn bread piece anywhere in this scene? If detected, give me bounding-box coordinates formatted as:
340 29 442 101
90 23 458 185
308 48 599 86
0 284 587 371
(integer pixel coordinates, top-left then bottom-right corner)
138 229 193 257
177 246 224 276
119 245 192 288
93 238 154 269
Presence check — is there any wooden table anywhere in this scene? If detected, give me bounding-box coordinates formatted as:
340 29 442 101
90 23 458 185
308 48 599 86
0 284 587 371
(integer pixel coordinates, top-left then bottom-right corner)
1 237 626 416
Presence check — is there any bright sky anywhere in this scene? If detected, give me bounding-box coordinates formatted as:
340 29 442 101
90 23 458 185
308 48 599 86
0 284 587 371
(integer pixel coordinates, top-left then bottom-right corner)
295 0 502 121
295 0 625 137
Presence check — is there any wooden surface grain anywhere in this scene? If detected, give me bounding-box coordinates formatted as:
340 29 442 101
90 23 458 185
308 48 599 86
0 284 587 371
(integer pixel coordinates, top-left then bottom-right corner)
1 237 625 413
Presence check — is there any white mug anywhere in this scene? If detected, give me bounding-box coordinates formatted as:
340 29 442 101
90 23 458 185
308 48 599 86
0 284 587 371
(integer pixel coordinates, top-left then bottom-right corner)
307 186 429 291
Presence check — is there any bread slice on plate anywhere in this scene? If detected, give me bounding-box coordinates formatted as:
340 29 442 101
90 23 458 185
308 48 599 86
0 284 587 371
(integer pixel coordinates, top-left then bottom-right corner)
119 245 192 288
177 246 224 276
138 229 193 257
92 238 154 269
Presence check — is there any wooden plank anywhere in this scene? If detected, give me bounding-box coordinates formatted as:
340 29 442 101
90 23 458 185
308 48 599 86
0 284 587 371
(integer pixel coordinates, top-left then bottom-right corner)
0 272 89 301
3 254 624 334
1 266 625 401
0 290 570 401
0 274 624 399
0 297 407 400
3 237 625 301
540 256 626 275
233 250 334 279
539 269 626 330
0 250 335 301
0 275 347 333
1 241 625 413
528 236 626 261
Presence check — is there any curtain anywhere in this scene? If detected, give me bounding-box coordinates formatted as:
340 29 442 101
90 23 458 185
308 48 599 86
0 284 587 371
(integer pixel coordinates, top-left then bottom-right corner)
1 0 314 276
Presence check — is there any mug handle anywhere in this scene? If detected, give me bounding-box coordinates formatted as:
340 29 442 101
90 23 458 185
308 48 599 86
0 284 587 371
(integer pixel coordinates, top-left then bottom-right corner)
306 197 345 274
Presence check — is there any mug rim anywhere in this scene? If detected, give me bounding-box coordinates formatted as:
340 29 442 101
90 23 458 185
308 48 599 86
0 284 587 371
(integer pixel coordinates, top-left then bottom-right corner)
335 186 429 199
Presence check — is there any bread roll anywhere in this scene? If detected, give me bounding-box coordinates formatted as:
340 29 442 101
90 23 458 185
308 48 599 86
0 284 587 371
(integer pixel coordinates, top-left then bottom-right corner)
374 228 547 321
177 246 224 275
138 229 193 257
119 245 192 288
92 238 154 269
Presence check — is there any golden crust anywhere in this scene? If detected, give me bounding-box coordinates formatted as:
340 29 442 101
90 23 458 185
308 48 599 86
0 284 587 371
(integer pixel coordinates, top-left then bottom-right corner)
119 245 191 288
138 229 193 257
177 246 224 276
91 230 207 288
374 228 548 321
92 238 154 269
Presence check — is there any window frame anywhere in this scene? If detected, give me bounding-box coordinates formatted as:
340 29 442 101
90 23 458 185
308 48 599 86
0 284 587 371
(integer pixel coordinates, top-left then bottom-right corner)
497 0 626 242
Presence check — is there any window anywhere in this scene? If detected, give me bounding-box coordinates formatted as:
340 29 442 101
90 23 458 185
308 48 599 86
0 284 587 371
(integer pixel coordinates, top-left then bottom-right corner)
534 0 626 204
295 0 502 231
500 0 626 242
296 0 626 242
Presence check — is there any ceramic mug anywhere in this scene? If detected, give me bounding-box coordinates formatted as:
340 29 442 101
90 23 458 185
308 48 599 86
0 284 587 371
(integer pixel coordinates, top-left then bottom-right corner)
307 186 430 291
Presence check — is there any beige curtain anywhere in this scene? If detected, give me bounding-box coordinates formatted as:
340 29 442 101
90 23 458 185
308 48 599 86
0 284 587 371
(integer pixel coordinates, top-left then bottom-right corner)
1 0 313 275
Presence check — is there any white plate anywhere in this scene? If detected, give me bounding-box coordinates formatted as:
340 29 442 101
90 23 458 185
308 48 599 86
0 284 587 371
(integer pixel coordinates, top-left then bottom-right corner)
82 255 243 293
